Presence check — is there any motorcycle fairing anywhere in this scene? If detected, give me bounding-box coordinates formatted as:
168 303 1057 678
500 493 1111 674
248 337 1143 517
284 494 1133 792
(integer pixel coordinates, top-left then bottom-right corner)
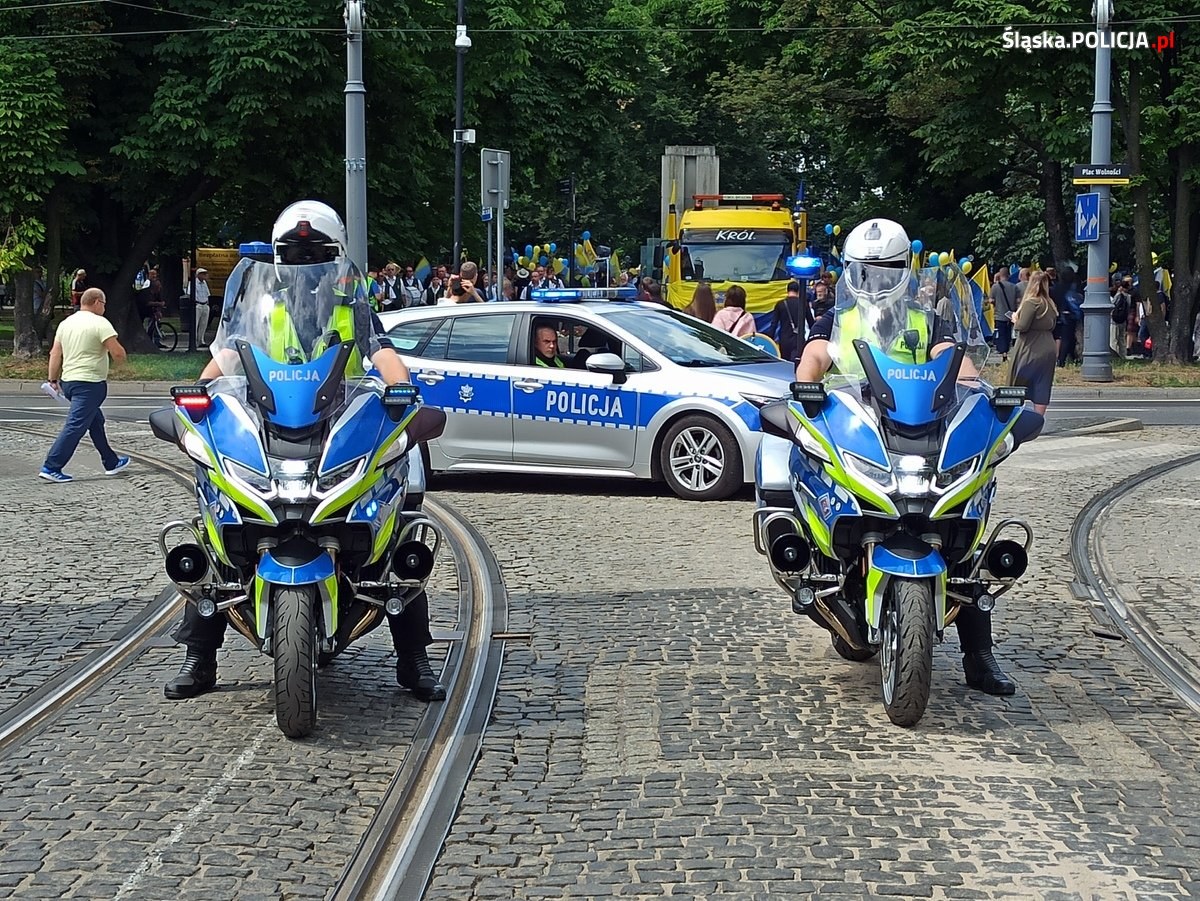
791 446 861 557
173 407 278 525
939 392 1021 472
248 344 343 429
861 343 960 427
347 470 408 564
253 549 339 639
199 393 269 477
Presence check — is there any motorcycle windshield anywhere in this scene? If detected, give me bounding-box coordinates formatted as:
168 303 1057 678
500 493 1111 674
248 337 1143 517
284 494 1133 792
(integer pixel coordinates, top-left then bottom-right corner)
826 263 990 426
209 258 384 377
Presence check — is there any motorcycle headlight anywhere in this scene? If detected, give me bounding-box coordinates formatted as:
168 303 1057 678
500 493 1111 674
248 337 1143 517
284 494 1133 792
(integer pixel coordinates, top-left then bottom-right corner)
845 452 894 490
317 456 365 493
226 459 272 494
935 455 979 489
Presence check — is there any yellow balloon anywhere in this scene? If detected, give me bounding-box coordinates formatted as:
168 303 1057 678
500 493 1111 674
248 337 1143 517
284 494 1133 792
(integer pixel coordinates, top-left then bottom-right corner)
828 271 839 283
1110 261 1118 273
832 225 842 236
938 252 951 266
1152 251 1160 265
543 244 552 254
961 261 973 275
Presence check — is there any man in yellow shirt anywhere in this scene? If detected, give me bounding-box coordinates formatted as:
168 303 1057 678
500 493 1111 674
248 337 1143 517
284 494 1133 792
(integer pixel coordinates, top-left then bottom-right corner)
41 288 130 483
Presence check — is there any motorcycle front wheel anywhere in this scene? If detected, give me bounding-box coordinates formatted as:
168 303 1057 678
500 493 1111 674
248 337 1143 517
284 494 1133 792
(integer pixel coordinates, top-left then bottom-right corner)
879 578 934 728
273 586 318 738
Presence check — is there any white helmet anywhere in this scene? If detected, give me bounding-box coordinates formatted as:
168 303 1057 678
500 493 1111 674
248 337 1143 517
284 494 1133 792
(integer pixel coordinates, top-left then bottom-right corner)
841 218 912 307
272 200 348 265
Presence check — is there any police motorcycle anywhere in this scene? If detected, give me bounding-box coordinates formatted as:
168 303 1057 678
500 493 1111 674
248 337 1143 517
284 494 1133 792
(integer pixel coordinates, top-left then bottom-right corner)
753 260 1033 727
149 256 446 737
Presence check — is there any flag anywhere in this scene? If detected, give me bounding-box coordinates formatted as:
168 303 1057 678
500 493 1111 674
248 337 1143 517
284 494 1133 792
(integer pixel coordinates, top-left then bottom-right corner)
971 263 992 329
611 249 622 276
665 179 678 237
414 256 431 284
583 238 598 266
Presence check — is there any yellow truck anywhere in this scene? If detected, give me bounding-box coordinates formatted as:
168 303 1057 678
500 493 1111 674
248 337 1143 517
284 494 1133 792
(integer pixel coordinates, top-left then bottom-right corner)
660 193 808 317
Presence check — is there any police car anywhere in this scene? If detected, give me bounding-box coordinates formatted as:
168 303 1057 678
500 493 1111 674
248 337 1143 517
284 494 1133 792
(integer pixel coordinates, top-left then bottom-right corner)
377 287 794 501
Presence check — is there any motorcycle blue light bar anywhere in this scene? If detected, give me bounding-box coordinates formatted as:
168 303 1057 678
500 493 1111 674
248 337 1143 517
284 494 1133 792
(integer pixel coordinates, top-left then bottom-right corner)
785 254 822 279
239 241 272 256
531 286 639 303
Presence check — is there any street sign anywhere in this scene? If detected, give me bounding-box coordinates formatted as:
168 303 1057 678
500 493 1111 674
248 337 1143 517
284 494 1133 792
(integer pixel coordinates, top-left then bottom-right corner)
1072 163 1130 186
481 207 493 222
556 177 574 196
480 148 510 210
1074 193 1100 243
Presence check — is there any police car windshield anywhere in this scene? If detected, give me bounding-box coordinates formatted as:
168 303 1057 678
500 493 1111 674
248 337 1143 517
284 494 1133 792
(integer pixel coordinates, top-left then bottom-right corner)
680 242 789 283
601 308 776 366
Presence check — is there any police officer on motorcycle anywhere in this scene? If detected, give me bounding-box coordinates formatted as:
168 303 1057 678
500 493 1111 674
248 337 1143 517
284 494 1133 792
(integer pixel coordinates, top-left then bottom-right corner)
792 217 1040 696
164 201 447 704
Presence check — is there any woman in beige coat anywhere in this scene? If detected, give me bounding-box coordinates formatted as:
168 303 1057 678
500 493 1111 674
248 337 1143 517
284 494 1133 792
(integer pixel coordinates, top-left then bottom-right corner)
1007 270 1058 415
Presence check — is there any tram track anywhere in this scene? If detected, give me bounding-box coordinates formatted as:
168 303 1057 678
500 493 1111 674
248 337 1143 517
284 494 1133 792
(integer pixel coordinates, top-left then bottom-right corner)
0 420 509 897
1071 449 1200 715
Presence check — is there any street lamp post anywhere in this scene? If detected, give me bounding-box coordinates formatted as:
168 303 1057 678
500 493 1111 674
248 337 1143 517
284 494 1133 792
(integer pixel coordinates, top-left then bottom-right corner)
1081 0 1115 381
451 3 471 273
344 0 368 274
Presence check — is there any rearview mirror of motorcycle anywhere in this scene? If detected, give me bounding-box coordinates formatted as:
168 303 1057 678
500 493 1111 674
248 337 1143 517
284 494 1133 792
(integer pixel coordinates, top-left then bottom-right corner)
759 401 799 443
403 405 447 444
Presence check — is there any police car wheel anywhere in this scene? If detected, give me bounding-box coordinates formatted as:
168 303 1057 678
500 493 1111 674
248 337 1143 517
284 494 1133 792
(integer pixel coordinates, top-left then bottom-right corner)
660 415 742 501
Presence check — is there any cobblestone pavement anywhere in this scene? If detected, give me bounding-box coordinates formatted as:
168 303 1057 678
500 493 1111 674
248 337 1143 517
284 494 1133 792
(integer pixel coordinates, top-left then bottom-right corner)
0 423 458 900
9 421 1200 899
424 429 1200 900
1097 455 1200 686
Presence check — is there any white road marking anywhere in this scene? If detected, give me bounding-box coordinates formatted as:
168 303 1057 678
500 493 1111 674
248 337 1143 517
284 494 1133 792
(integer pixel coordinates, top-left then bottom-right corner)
113 731 269 900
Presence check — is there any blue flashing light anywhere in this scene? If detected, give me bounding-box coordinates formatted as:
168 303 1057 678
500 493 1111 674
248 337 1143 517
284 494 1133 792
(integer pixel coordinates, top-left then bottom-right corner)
531 286 639 303
785 254 822 280
239 241 272 257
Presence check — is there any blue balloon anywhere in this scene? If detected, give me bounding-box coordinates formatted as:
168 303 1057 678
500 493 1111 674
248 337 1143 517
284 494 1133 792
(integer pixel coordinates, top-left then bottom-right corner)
581 230 591 241
959 257 969 268
539 254 548 265
910 239 923 255
525 244 534 256
549 243 557 253
1010 263 1019 278
824 223 834 235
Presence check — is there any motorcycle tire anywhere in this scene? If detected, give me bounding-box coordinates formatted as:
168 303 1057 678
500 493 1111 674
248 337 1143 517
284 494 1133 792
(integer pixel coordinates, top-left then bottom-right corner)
879 578 934 728
273 586 318 738
831 632 876 662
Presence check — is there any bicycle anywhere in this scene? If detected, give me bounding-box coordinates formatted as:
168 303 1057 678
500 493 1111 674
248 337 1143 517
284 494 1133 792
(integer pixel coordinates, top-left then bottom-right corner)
145 310 178 352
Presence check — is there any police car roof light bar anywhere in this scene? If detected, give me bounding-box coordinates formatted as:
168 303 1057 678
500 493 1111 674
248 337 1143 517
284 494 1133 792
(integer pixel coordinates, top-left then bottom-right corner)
531 286 639 303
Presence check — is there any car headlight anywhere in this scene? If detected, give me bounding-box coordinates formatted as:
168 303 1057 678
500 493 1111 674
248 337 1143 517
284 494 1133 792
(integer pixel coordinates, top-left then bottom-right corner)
935 455 979 489
226 459 273 494
740 392 782 408
317 456 365 493
844 452 894 490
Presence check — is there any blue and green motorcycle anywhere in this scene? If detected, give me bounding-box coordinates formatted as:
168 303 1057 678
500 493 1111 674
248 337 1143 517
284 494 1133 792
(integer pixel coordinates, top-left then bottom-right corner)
150 258 445 737
753 263 1035 727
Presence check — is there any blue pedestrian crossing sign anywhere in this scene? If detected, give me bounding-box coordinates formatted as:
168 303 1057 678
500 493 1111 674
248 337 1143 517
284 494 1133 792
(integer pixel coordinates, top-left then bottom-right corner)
1075 193 1100 243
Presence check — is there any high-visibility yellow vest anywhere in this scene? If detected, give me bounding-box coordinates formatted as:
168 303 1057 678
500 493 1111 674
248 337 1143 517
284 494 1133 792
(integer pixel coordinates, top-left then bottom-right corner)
834 306 931 377
270 300 365 377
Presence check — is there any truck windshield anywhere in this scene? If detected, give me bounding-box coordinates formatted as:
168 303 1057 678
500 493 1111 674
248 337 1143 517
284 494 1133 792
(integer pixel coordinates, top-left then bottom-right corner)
679 241 790 283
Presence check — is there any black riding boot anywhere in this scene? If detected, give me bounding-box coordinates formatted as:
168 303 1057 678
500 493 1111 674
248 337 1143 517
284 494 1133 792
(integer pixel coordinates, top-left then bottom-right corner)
396 650 446 702
956 606 1016 696
164 649 218 700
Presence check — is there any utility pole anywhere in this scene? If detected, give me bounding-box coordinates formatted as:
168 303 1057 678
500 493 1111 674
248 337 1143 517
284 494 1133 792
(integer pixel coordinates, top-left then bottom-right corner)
344 0 368 273
451 2 471 273
1081 0 1114 381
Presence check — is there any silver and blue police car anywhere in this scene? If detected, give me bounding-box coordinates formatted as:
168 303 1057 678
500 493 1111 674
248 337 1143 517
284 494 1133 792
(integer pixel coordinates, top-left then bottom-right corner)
377 287 793 501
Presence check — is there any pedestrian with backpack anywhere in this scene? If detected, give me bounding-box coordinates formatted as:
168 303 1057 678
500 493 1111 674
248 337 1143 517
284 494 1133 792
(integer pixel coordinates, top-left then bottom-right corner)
990 269 1019 362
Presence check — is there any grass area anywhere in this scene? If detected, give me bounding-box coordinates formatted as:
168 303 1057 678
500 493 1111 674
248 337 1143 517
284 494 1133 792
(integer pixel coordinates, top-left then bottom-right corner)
982 357 1200 388
0 351 209 382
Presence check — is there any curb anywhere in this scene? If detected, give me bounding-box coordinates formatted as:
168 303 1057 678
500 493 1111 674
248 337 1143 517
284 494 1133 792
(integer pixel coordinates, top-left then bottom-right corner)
1054 387 1200 400
0 379 175 396
1059 417 1144 436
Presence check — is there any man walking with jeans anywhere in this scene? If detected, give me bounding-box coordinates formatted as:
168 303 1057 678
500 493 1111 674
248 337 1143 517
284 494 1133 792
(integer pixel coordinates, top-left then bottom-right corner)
40 288 130 483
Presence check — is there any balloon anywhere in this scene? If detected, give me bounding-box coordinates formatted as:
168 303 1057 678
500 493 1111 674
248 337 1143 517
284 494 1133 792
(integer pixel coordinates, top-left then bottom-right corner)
539 254 548 265
825 223 834 235
938 252 951 266
581 230 591 241
959 258 969 268
1152 251 1160 265
1010 263 1020 278
543 244 551 254
1110 261 1119 273
962 261 973 275
549 243 557 253
910 239 923 255
525 244 533 257
833 225 841 236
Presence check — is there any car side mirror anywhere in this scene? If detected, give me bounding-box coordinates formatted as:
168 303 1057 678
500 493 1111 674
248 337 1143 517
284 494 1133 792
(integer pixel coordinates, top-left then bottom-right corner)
585 352 628 385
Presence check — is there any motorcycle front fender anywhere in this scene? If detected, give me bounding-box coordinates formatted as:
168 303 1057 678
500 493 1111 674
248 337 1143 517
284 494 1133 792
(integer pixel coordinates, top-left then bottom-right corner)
252 549 338 640
865 537 947 632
